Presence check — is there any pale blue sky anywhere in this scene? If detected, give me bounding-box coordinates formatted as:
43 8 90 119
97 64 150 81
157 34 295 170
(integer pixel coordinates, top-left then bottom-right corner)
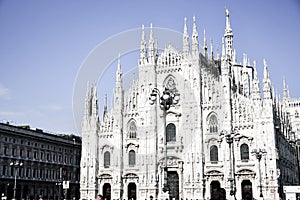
0 1 299 135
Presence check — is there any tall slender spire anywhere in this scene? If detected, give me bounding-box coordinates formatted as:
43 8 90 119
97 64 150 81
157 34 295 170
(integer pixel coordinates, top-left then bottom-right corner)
263 59 272 99
252 60 261 101
283 77 288 99
139 25 147 64
192 16 199 56
203 29 208 58
116 53 122 83
224 8 234 60
91 82 98 116
84 81 91 117
210 39 214 60
103 94 107 117
183 17 190 57
148 23 155 62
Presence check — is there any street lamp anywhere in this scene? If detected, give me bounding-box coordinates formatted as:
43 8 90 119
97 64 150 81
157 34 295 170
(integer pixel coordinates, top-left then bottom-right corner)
252 148 267 198
149 87 180 199
220 130 239 199
10 160 23 200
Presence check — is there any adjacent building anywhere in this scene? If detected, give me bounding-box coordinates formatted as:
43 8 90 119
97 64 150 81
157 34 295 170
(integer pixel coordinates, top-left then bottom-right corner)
80 9 299 200
0 122 81 200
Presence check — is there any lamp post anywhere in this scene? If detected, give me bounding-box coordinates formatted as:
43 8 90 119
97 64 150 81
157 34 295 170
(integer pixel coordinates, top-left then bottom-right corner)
220 130 239 200
252 148 267 198
149 87 180 199
10 160 23 200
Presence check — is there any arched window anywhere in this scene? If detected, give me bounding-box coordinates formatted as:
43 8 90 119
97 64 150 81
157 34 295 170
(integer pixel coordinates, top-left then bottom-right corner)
129 150 136 167
128 120 137 138
104 151 110 168
166 123 176 142
208 115 218 133
240 144 249 161
210 145 218 162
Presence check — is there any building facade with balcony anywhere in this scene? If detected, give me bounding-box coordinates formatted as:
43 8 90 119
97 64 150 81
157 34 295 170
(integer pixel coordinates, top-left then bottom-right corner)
0 122 81 200
80 9 299 200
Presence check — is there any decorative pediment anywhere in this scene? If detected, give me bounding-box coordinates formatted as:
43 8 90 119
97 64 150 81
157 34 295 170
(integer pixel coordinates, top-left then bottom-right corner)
98 173 112 179
205 170 223 176
100 144 114 153
125 142 139 152
236 169 255 175
123 173 139 180
158 156 181 167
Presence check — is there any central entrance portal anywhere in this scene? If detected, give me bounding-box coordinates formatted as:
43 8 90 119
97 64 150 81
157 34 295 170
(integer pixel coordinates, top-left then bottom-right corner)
103 183 111 200
127 182 137 200
168 171 179 200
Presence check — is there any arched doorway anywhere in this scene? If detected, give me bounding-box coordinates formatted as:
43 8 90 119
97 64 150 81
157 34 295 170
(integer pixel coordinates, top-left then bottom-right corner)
210 181 221 200
127 182 136 200
168 171 179 200
103 183 111 200
241 180 253 200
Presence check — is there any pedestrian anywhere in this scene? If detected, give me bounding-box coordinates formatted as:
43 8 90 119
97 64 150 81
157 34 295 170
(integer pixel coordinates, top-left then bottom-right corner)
97 194 103 200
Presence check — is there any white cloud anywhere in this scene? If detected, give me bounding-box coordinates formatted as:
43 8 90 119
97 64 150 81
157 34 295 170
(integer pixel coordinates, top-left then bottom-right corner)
0 84 10 99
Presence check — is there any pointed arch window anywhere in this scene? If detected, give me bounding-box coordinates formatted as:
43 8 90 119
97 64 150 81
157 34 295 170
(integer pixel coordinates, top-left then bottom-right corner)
208 114 218 133
210 145 218 162
129 150 136 167
240 144 249 161
104 151 110 168
166 123 176 142
128 120 137 139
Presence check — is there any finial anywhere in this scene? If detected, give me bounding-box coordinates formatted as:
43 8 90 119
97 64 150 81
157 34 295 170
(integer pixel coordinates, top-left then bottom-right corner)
104 94 107 109
243 53 247 67
263 58 267 68
210 39 214 60
117 52 121 69
184 17 188 34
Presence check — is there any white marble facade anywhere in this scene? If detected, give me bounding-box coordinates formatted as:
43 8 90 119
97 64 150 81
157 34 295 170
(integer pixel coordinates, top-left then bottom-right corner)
80 9 299 200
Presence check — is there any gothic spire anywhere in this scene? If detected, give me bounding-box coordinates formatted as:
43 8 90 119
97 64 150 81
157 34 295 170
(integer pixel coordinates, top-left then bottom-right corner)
91 82 98 116
103 94 107 117
203 29 208 58
139 25 147 64
183 17 190 57
192 16 199 55
116 53 122 83
283 77 288 99
224 8 233 60
84 81 91 117
210 39 214 60
252 60 261 101
148 23 155 62
263 59 272 99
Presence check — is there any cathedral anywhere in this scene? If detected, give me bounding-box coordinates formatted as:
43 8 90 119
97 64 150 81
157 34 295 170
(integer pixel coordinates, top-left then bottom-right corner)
80 9 300 200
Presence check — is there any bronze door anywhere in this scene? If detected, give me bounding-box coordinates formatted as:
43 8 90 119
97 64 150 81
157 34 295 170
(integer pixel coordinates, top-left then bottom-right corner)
168 171 179 200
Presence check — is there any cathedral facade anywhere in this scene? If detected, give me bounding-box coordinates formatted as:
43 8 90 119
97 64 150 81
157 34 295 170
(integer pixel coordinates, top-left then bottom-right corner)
80 10 299 200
